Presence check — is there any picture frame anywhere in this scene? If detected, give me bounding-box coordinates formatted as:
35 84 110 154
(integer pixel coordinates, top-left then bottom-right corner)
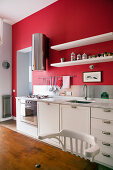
83 71 102 83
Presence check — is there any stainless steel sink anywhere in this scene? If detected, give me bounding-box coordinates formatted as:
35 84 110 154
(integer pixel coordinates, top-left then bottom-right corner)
67 100 93 104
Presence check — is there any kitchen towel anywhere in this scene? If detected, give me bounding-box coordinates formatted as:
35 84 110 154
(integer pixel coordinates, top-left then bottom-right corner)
56 77 63 88
63 76 70 89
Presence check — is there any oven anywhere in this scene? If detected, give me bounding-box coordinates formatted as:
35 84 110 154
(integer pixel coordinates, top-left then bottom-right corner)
21 100 37 126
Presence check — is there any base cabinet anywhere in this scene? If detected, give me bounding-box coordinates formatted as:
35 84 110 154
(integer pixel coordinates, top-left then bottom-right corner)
60 104 90 152
91 107 113 169
60 105 90 134
38 102 60 147
16 98 113 169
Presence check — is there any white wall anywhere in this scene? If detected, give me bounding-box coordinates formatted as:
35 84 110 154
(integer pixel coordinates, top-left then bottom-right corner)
0 22 12 119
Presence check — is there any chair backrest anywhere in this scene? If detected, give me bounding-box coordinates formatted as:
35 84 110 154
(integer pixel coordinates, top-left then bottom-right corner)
39 129 100 161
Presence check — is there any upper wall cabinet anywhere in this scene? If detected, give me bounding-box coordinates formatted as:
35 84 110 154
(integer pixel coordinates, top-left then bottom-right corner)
51 32 113 51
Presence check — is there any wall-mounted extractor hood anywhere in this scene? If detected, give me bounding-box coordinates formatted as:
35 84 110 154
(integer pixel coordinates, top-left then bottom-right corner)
32 33 48 71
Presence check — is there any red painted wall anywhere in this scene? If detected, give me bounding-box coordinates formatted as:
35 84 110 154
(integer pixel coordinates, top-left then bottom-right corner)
12 0 113 116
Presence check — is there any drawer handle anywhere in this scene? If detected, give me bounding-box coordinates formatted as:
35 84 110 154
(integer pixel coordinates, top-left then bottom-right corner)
46 102 50 105
103 120 111 124
102 153 110 158
104 109 111 112
102 142 110 146
102 131 110 135
71 105 77 108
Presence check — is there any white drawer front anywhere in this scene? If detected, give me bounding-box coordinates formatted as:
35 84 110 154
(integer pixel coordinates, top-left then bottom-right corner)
97 140 113 155
91 107 113 120
91 128 113 143
95 151 113 167
91 118 113 131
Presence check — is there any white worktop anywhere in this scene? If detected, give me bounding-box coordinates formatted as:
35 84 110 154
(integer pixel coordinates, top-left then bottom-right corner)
16 96 113 109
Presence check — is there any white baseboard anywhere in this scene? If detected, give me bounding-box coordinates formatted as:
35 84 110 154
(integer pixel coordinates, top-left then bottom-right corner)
12 116 16 120
0 116 17 122
0 116 13 122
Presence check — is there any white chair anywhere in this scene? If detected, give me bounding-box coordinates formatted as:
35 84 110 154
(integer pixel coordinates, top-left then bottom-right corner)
38 129 100 162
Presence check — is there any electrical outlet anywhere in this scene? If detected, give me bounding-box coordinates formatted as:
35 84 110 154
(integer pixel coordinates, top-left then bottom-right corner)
66 91 72 96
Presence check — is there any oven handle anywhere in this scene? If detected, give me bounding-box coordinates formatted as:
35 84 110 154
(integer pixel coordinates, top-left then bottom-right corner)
25 106 32 109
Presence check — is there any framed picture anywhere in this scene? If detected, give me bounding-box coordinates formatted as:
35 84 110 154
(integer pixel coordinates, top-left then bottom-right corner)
83 71 102 83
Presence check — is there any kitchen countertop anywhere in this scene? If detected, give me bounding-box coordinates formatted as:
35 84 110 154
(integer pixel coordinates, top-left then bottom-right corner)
16 96 113 109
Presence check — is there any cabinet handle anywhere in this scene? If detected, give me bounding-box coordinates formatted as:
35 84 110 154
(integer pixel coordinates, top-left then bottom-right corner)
102 152 110 158
71 105 77 108
102 142 110 146
46 102 50 105
102 131 110 135
103 120 111 124
104 109 111 112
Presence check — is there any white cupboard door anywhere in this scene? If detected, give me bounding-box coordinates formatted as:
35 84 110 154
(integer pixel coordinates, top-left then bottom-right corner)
60 105 90 134
60 105 90 153
38 102 59 135
38 102 59 147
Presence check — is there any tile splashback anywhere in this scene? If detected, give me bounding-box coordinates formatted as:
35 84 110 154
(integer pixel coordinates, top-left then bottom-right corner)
33 85 113 99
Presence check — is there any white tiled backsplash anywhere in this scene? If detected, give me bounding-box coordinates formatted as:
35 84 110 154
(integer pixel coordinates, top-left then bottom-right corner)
33 85 113 99
33 85 59 96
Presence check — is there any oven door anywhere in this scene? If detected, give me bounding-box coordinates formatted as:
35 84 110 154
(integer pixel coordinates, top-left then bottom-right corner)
21 100 37 126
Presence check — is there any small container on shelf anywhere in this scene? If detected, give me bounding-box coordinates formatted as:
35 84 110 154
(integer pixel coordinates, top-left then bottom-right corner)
97 54 101 58
91 55 97 58
108 52 113 56
104 52 108 57
82 53 87 60
88 56 92 59
60 58 65 62
100 53 104 57
77 54 81 60
71 52 76 61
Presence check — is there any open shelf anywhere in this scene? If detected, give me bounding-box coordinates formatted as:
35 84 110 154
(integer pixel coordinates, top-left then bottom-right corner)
51 56 113 67
51 32 113 51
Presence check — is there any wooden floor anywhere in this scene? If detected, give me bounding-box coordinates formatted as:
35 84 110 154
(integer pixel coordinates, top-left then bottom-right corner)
0 126 97 170
0 119 16 131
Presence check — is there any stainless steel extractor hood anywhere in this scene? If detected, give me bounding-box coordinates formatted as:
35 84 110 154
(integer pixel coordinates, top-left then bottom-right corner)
32 33 48 70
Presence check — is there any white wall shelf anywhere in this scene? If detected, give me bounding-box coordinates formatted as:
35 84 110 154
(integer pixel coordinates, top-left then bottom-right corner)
51 32 113 51
51 56 113 67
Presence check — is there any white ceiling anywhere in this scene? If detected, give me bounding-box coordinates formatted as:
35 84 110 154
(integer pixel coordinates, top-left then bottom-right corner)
0 0 58 25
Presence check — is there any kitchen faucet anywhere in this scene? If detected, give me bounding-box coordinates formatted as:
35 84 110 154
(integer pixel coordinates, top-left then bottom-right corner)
83 84 87 100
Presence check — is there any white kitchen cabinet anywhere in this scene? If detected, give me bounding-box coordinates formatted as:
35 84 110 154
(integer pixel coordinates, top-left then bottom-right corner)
38 102 60 147
91 107 113 169
60 104 90 152
60 104 90 133
16 98 38 139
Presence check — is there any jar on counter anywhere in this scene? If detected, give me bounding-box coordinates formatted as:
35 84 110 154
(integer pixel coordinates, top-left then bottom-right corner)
77 54 81 60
